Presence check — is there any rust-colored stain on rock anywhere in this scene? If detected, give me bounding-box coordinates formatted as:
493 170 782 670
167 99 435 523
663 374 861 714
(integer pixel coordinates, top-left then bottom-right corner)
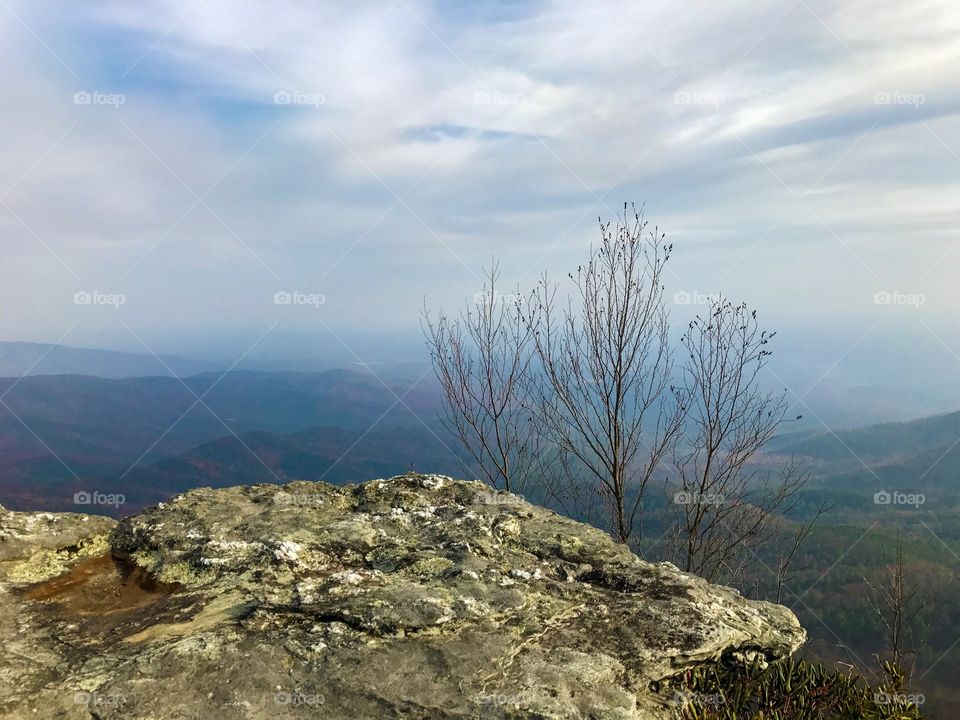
21 553 181 616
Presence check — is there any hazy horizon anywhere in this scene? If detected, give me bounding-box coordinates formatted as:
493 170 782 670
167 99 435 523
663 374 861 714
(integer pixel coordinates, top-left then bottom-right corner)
3 0 960 427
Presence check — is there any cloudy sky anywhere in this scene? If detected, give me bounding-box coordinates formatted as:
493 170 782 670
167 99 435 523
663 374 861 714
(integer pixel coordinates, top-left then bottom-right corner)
2 0 959 420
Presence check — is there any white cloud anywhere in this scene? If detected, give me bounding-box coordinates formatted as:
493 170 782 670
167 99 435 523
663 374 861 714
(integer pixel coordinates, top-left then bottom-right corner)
0 0 957 361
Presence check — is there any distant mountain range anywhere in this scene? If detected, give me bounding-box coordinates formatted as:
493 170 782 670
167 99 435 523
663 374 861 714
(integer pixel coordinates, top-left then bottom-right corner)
764 410 960 502
15 423 466 516
0 341 433 381
0 342 218 379
769 410 960 465
2 342 959 526
0 368 454 514
755 410 960 526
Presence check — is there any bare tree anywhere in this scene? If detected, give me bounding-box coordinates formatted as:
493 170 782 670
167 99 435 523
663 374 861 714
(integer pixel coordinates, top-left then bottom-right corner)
666 299 806 582
527 206 683 544
422 262 542 494
774 501 829 604
865 538 925 687
422 206 808 569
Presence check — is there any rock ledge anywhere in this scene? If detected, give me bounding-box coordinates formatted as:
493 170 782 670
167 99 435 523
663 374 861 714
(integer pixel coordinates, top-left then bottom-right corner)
0 474 805 719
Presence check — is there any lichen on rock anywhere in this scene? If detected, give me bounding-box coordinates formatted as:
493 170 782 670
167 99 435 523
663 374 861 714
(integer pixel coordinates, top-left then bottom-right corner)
0 473 805 719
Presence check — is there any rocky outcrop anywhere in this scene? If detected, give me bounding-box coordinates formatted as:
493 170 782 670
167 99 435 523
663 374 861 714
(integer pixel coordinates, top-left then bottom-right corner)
0 474 805 719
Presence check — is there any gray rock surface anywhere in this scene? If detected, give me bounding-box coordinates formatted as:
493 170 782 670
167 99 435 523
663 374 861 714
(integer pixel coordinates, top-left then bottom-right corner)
0 474 805 719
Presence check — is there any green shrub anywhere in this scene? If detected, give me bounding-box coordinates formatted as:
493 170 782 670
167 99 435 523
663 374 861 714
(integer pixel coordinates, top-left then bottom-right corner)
666 658 926 719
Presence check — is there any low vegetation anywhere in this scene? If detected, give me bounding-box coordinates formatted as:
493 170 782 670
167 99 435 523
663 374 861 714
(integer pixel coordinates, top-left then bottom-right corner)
673 658 925 719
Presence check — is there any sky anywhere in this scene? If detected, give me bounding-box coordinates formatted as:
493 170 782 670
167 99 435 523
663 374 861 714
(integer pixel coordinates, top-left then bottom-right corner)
2 0 960 423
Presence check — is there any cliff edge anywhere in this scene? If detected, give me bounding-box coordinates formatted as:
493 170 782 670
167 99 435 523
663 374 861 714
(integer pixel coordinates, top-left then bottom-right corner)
0 474 805 719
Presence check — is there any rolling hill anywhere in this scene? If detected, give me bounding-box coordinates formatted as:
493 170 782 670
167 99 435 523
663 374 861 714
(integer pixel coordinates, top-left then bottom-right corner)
0 369 449 512
0 341 216 378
